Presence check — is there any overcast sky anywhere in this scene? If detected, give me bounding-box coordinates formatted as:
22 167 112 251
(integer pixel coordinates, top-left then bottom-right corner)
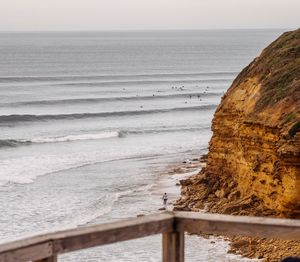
1 0 299 31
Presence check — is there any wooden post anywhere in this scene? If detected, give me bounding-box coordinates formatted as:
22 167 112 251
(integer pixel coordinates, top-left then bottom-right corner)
162 231 184 262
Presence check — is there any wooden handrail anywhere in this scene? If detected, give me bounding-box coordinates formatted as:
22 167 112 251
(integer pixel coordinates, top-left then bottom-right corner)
0 212 174 262
1 211 300 262
174 211 300 240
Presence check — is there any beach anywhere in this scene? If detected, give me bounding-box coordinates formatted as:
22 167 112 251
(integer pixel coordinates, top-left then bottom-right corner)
60 156 257 261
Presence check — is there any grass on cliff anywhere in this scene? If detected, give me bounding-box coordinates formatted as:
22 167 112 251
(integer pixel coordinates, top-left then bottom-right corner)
255 29 300 110
233 28 300 114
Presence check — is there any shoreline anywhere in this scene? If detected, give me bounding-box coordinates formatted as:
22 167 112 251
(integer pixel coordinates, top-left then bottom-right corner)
152 154 259 261
174 155 300 261
151 156 205 210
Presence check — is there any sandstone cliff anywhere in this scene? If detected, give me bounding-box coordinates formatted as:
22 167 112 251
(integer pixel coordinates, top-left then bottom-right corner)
176 28 300 217
208 27 300 213
175 27 300 261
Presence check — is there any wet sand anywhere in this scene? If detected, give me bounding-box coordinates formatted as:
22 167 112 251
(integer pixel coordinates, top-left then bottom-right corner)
151 157 204 210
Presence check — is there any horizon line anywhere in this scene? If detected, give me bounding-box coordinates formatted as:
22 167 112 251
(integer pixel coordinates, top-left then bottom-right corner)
0 27 294 33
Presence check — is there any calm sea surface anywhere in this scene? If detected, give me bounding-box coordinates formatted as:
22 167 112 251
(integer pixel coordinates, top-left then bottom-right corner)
0 30 285 261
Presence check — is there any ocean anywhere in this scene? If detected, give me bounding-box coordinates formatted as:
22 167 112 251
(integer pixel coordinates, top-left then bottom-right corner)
0 29 285 261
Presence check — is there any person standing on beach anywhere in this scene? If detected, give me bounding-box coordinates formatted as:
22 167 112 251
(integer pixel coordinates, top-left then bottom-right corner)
162 193 168 206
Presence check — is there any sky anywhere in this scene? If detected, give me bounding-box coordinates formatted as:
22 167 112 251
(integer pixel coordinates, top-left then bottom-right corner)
0 0 299 31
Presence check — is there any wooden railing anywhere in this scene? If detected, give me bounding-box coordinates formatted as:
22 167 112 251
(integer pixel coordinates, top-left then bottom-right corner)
1 211 300 262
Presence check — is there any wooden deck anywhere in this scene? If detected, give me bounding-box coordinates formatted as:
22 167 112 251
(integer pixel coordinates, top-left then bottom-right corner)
1 211 300 262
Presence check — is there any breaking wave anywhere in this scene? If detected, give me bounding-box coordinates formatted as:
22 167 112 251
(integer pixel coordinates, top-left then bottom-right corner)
0 104 217 124
0 126 209 148
0 132 120 148
0 72 238 83
0 92 222 107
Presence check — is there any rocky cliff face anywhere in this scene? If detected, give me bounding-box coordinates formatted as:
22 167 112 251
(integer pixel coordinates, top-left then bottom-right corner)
176 28 300 217
207 28 300 213
175 28 300 262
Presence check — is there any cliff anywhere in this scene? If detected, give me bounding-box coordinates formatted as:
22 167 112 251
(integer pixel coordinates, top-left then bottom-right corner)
208 27 300 214
175 28 300 260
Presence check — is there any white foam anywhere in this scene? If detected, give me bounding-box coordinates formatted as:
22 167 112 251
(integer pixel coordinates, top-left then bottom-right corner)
114 184 154 202
29 131 119 143
59 194 119 229
0 152 114 185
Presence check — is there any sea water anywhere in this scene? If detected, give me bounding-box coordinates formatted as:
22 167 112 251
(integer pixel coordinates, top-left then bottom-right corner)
0 30 285 261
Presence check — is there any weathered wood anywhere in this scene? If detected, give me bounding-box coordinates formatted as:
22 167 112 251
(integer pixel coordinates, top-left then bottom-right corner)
52 212 174 254
0 242 53 262
162 231 184 262
0 212 173 261
174 211 300 240
2 211 300 262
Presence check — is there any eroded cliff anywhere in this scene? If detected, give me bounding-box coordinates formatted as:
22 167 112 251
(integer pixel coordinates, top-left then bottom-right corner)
176 28 300 217
175 28 300 262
